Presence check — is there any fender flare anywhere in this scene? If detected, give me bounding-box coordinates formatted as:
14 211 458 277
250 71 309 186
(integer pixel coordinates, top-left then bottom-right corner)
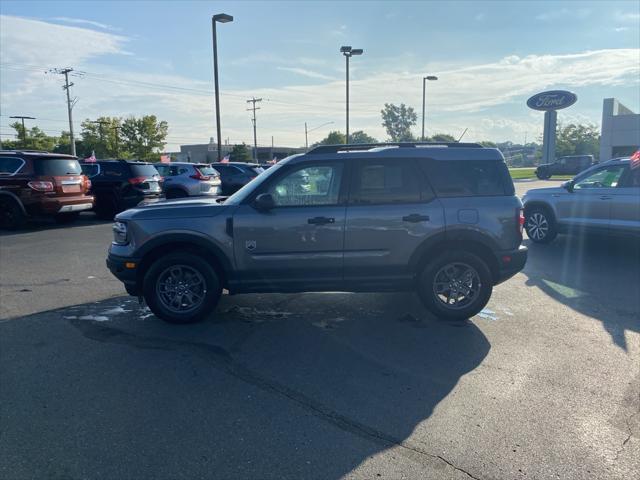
0 190 26 214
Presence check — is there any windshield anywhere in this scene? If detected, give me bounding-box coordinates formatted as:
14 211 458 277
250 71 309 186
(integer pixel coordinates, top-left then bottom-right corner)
129 164 159 177
196 165 219 176
34 158 82 176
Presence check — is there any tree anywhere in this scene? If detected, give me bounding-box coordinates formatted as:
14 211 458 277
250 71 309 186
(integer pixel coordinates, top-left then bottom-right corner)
7 122 58 151
555 123 600 158
427 133 456 143
380 103 417 142
229 143 251 162
479 140 498 148
349 130 378 144
80 117 123 158
120 115 168 161
314 130 346 146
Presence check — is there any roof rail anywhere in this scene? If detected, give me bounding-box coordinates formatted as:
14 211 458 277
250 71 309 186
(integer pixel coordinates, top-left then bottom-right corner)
306 142 483 155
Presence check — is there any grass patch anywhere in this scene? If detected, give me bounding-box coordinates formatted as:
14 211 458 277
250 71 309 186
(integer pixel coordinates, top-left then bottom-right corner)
509 168 536 179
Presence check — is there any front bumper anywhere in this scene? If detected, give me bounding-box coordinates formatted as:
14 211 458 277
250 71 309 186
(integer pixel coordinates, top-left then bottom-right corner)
494 245 528 284
107 252 141 294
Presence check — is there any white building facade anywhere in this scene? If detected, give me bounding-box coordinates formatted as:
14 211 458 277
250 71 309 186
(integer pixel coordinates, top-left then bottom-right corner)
600 98 640 161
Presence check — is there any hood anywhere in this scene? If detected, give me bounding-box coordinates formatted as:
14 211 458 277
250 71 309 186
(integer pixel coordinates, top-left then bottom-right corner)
116 196 230 221
523 186 567 198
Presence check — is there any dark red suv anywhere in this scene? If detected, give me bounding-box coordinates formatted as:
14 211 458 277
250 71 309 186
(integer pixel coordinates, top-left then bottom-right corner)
0 151 94 228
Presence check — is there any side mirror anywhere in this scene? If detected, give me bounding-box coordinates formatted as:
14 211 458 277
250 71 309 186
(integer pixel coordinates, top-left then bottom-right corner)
563 180 574 192
253 193 275 211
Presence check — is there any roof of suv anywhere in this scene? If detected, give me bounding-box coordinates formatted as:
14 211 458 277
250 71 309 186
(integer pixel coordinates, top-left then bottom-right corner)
1 150 77 159
297 142 504 163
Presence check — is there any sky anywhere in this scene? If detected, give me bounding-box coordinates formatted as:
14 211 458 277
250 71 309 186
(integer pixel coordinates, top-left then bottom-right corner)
1 0 639 151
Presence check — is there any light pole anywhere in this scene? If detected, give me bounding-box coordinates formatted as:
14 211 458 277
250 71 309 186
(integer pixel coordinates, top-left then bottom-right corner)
212 13 233 162
305 121 334 150
421 75 437 141
10 116 36 148
340 46 363 144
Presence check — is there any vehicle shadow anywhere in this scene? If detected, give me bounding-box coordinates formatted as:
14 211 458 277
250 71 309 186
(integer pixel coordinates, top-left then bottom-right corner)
522 235 640 350
0 212 111 237
1 292 490 479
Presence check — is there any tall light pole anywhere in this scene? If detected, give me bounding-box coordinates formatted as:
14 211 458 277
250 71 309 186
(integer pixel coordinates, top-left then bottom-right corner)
9 116 36 148
421 75 437 141
305 121 334 150
212 13 233 162
340 46 363 144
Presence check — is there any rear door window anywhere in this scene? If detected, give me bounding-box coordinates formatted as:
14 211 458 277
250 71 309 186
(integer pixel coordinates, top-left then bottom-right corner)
350 159 424 204
81 164 100 178
0 157 25 175
196 165 219 176
423 160 513 197
33 158 82 176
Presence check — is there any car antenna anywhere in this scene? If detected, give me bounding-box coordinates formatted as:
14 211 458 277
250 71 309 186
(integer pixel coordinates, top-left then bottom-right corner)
458 128 468 142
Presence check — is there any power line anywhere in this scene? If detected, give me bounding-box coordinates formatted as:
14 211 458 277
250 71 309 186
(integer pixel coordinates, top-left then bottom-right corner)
246 97 262 161
47 67 81 156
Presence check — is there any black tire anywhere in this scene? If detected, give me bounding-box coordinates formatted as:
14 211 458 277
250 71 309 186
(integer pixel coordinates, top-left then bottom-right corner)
143 252 222 324
166 189 187 199
418 250 493 321
525 207 557 244
0 197 26 230
55 212 80 224
536 169 551 180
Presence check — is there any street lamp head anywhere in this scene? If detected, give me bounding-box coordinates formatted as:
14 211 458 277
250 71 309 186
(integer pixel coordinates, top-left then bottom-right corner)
351 49 364 55
340 46 352 53
425 75 438 81
213 13 233 23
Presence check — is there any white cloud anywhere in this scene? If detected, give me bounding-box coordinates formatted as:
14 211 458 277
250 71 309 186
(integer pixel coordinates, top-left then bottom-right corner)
51 17 119 31
276 67 336 81
614 26 629 32
1 15 638 149
614 10 640 23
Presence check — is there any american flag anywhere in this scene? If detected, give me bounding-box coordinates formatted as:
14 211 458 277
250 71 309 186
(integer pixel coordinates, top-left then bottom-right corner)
630 149 640 170
84 151 96 163
160 155 171 163
220 155 230 163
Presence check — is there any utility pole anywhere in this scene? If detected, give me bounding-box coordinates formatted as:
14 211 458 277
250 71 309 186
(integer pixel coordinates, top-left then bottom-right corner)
49 68 80 156
246 97 262 161
114 124 121 157
9 116 36 148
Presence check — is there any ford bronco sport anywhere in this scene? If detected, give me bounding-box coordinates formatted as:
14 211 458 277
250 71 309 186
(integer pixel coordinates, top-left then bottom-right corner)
107 142 527 324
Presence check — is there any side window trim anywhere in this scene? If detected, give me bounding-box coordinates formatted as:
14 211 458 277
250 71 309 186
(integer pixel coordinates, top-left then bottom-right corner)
0 156 26 176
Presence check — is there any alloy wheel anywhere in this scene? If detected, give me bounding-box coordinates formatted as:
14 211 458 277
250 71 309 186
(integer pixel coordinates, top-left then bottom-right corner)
432 262 481 310
527 212 549 241
156 264 207 314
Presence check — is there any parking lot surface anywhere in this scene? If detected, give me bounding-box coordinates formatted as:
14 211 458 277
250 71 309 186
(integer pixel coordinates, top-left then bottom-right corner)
1 180 639 479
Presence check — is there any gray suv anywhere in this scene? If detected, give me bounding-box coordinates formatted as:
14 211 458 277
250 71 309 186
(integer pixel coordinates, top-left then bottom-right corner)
107 143 527 324
155 162 222 198
524 157 639 243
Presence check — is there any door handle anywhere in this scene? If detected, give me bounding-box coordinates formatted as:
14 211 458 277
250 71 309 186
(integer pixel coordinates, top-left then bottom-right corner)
402 214 430 223
308 216 335 225
600 196 612 200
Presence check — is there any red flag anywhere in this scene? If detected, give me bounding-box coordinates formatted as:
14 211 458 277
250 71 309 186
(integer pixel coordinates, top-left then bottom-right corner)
220 155 230 164
630 149 640 169
160 155 170 163
84 151 96 163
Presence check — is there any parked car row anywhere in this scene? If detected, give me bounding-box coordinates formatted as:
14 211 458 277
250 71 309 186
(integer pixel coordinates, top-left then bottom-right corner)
0 150 266 228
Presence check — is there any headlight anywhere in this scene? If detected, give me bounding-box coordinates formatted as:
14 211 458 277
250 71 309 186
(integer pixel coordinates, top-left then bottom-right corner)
112 221 128 245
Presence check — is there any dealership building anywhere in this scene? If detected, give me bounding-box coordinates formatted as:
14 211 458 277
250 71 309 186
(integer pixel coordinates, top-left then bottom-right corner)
600 98 640 160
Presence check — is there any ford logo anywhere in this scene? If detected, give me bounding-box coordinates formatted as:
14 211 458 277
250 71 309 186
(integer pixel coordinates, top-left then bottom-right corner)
527 90 577 111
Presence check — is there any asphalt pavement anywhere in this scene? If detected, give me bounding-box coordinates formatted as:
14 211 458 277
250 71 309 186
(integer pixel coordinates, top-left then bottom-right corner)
1 180 638 479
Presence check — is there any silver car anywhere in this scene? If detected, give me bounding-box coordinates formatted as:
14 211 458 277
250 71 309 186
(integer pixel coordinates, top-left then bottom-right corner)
155 162 222 198
523 157 640 243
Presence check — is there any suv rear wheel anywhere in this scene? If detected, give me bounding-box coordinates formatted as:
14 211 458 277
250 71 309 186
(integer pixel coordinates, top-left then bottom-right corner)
525 207 557 244
418 251 493 320
0 197 26 230
143 252 222 324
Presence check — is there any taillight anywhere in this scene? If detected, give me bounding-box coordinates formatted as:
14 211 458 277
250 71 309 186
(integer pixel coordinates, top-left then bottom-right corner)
128 176 147 185
517 208 525 235
28 181 54 192
190 170 210 181
82 175 91 191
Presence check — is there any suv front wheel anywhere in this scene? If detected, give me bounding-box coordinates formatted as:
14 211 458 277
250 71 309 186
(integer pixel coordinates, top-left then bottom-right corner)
418 251 493 320
143 252 222 324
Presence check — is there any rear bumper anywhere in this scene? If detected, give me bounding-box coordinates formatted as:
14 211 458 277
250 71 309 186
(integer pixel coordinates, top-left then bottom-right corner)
106 252 141 294
494 245 528 284
26 195 94 216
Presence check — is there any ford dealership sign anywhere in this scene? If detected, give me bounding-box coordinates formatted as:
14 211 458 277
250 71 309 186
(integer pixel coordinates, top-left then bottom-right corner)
527 90 577 111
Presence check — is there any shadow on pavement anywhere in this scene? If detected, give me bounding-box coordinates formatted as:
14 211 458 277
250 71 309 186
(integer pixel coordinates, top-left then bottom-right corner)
0 212 111 237
522 235 640 350
0 292 490 479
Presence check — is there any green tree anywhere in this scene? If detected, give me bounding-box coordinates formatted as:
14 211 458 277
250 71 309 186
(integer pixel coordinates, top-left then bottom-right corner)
81 117 123 158
350 130 378 144
381 103 417 142
7 122 58 150
479 140 498 148
120 115 168 161
555 123 600 158
314 130 346 146
427 133 457 143
229 143 251 162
